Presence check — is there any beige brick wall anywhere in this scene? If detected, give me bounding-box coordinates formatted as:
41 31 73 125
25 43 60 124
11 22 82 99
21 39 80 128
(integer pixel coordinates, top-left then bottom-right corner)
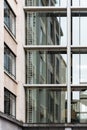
16 0 25 122
0 0 4 112
2 0 25 122
4 28 17 54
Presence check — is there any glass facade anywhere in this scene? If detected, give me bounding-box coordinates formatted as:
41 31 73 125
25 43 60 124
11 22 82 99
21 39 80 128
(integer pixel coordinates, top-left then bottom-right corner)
25 12 67 45
72 11 87 46
71 88 87 123
24 0 87 124
72 0 87 6
26 50 67 84
26 88 67 123
72 54 87 84
25 0 67 6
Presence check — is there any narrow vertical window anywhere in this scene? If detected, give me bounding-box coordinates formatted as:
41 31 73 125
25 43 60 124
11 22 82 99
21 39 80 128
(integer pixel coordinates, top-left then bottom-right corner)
4 0 16 36
4 44 16 79
4 88 16 118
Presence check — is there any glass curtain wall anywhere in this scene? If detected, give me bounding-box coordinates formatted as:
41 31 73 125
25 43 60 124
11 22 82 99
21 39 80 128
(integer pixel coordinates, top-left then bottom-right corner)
25 0 67 6
26 88 67 123
24 0 87 124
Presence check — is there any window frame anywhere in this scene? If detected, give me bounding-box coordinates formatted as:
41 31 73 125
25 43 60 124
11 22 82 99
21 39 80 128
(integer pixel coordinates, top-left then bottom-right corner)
4 43 16 79
4 0 16 37
4 88 16 118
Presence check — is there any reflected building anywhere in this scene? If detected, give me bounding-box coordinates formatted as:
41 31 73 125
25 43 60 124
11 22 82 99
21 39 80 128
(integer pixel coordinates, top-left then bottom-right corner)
25 0 67 123
1 0 87 130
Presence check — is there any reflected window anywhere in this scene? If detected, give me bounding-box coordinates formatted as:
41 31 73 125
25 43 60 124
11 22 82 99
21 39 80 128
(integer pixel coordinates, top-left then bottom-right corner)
26 50 67 84
40 27 43 45
26 88 67 123
25 12 67 45
25 0 67 6
56 34 59 45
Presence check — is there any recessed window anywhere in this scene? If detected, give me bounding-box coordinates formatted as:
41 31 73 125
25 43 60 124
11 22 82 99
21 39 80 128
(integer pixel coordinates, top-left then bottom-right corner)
4 88 16 118
4 44 16 79
4 0 16 36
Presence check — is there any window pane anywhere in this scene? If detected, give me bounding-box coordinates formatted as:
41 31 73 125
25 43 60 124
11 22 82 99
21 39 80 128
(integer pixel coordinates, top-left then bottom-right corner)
25 12 67 45
26 88 67 123
72 11 87 45
72 0 87 6
26 51 67 84
4 88 16 118
4 0 16 36
72 54 87 84
4 44 16 79
71 88 87 123
25 0 67 6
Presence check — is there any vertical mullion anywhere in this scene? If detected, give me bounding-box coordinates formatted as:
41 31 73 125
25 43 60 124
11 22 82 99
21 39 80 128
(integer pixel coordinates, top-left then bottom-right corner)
67 0 71 123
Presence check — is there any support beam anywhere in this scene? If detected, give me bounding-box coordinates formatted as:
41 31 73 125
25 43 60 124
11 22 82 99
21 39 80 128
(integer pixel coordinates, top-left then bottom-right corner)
67 0 71 123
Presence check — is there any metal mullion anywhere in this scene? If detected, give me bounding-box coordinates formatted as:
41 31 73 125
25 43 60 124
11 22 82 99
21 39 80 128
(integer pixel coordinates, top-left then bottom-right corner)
67 0 71 123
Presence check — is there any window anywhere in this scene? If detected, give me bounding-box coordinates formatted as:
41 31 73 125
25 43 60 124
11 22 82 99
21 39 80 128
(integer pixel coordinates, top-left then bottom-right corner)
4 0 16 36
4 44 16 79
50 22 54 42
40 27 43 45
4 88 16 118
56 58 59 77
56 34 59 45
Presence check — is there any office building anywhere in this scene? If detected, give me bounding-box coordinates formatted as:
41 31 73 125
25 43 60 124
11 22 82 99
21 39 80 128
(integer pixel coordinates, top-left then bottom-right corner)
0 0 87 130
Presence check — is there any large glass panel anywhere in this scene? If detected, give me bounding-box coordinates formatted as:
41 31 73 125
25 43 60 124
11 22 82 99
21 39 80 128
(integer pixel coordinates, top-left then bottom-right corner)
26 88 67 123
26 50 67 84
71 88 87 123
72 0 87 6
72 53 87 84
25 0 67 6
25 11 67 45
72 11 87 46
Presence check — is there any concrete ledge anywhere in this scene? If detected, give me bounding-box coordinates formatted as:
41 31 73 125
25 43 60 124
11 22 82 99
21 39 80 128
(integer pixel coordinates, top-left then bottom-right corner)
1 111 87 129
0 111 23 127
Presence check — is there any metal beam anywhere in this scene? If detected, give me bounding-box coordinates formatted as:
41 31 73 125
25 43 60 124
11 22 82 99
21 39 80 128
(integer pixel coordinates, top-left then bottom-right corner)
71 46 87 53
24 6 67 12
24 84 67 89
24 45 67 53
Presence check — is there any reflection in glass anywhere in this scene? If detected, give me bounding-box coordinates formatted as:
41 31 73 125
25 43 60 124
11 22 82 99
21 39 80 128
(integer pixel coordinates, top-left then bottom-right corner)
26 51 67 84
72 54 87 84
72 0 87 6
72 12 87 45
25 0 67 6
71 89 87 123
25 12 67 45
26 88 67 123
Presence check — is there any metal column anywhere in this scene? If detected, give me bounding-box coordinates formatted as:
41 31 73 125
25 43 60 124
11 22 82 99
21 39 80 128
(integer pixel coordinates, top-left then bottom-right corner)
67 0 71 123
